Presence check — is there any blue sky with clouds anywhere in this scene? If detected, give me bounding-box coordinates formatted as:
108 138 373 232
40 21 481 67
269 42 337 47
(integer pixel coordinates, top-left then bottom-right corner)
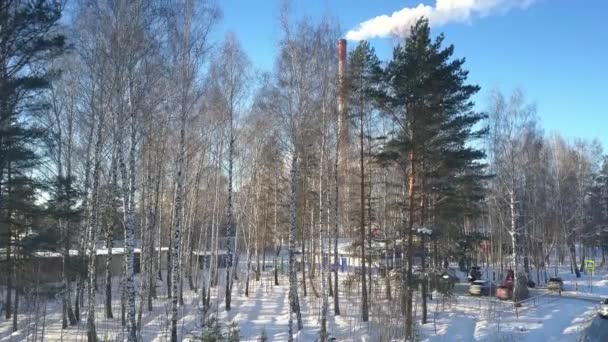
215 0 607 148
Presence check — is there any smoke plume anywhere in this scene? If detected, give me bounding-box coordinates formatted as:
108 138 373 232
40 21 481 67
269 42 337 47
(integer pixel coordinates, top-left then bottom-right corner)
345 0 536 41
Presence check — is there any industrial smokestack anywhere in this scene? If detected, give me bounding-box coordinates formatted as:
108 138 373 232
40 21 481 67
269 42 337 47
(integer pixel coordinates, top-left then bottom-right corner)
338 38 348 147
335 38 350 246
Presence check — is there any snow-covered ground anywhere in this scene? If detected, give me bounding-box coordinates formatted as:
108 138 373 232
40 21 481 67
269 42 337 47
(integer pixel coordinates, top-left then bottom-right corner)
2 264 608 341
419 294 597 341
417 265 608 341
0 269 370 341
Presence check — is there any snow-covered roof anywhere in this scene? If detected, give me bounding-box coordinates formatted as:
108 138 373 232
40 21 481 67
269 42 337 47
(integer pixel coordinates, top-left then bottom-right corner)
416 227 433 235
95 247 141 255
192 249 228 256
0 246 172 259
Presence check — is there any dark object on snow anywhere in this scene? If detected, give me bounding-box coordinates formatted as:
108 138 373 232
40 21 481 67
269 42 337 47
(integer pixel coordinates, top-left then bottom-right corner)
599 299 608 318
505 269 515 282
436 270 458 294
547 277 564 292
514 272 530 300
527 279 536 288
440 269 460 283
468 266 482 282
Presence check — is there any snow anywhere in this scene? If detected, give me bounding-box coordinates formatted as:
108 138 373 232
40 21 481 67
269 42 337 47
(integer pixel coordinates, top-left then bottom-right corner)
3 247 172 259
0 267 369 341
2 263 608 341
419 294 597 341
192 249 228 256
416 265 608 341
416 227 433 236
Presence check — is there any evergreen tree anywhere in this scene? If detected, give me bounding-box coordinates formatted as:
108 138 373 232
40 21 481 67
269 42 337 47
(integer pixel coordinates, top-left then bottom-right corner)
376 18 487 336
46 175 82 327
0 0 66 322
591 158 608 254
347 40 382 323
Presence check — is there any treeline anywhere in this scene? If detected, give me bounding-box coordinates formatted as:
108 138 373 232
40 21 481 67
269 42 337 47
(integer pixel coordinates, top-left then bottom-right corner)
0 0 606 341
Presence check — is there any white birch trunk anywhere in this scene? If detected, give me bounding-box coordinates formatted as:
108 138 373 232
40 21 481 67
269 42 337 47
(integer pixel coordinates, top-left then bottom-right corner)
78 119 95 322
86 110 104 342
115 90 139 341
170 109 187 342
225 113 236 311
509 189 519 301
319 121 328 340
288 154 303 342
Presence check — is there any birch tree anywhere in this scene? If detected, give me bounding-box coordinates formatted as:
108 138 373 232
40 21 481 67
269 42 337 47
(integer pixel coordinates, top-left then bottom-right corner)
164 0 219 339
274 9 339 339
206 32 250 311
487 89 538 297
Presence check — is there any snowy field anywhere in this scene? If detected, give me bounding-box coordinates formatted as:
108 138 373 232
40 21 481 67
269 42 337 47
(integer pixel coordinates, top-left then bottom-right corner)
2 265 608 341
419 293 597 341
0 268 370 341
418 265 608 341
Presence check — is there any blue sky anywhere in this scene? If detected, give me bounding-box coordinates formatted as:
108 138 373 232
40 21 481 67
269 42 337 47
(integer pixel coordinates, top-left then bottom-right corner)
215 0 607 149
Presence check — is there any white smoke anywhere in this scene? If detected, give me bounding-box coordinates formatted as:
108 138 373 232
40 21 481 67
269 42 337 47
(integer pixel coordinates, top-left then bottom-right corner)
345 0 536 41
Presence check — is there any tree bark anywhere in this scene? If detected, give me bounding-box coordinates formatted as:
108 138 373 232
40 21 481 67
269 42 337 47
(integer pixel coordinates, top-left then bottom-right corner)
405 149 416 339
5 170 12 320
359 99 369 322
170 101 187 342
333 138 341 316
288 154 303 342
225 112 236 311
86 108 104 342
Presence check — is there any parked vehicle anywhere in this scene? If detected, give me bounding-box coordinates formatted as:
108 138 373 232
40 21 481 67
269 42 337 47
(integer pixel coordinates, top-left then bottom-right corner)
469 280 495 296
599 299 608 318
431 269 459 294
547 277 564 292
440 268 460 283
496 285 512 300
468 266 482 282
496 270 515 300
411 266 424 281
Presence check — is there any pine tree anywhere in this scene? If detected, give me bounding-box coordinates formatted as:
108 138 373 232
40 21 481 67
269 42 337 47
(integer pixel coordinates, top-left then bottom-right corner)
46 175 82 327
348 40 382 323
0 0 65 323
377 18 486 336
5 174 50 332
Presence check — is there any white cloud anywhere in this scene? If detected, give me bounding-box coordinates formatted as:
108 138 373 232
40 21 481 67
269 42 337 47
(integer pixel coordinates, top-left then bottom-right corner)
345 0 536 41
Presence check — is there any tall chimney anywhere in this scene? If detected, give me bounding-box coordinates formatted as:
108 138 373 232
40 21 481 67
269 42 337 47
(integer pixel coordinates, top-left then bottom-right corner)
338 38 348 147
336 38 350 234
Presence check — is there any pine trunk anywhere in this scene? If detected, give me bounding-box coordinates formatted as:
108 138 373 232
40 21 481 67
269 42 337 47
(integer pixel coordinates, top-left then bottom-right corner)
405 149 416 339
359 103 369 322
333 142 341 316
